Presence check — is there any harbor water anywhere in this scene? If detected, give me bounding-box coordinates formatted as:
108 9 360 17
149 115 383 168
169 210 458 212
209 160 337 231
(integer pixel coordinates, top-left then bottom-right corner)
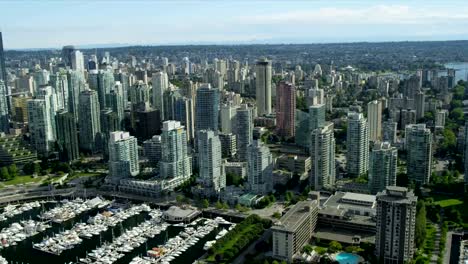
0 200 226 264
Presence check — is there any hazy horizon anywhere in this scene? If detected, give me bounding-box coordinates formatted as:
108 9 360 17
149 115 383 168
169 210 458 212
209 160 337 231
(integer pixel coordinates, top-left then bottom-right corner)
1 0 468 49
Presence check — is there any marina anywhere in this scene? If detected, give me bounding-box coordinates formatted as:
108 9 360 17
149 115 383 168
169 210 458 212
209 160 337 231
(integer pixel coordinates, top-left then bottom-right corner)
0 198 236 264
33 203 151 255
0 201 41 222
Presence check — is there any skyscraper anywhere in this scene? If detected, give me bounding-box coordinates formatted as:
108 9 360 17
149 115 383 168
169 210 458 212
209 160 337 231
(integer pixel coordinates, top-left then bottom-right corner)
67 70 85 120
367 100 382 142
346 112 369 177
369 141 397 194
0 32 9 117
36 86 58 141
71 50 85 74
464 120 468 183
415 91 425 120
143 135 162 166
78 90 101 153
100 109 120 158
28 99 54 156
175 97 195 142
276 81 296 138
0 80 9 133
382 120 397 145
55 110 79 162
375 187 417 263
309 104 325 132
235 104 253 162
195 84 220 132
160 121 192 179
255 58 272 116
247 140 273 194
220 102 237 134
50 72 69 111
97 70 115 110
310 122 336 190
197 130 225 194
108 131 139 180
405 124 432 185
61 45 75 67
152 71 169 120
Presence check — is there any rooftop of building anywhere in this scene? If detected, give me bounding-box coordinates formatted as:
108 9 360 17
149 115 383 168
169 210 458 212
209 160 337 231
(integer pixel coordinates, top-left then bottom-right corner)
376 186 417 204
324 192 376 209
272 200 318 233
163 205 200 219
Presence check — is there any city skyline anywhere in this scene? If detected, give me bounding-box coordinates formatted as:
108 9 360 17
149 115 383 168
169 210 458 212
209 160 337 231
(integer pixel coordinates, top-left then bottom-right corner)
1 1 468 49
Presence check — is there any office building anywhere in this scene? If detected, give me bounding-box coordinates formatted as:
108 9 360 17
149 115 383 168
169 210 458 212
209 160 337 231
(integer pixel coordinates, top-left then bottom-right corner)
143 135 162 166
109 131 139 179
135 104 161 141
78 90 101 153
375 187 417 263
152 71 169 120
369 142 397 194
309 104 325 131
368 100 382 142
160 121 192 180
276 81 296 138
405 124 432 185
55 110 79 162
61 45 75 67
247 140 273 194
195 84 220 132
197 130 226 194
255 58 272 116
310 122 336 190
235 104 253 162
272 200 319 262
346 112 369 177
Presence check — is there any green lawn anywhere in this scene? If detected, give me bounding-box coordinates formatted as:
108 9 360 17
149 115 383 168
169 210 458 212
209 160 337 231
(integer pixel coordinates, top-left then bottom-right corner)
2 175 44 186
434 199 463 207
432 195 468 223
66 172 104 181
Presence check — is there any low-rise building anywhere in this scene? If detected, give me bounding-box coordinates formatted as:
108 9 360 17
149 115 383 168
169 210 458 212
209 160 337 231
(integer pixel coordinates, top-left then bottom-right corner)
276 154 311 177
224 162 247 179
0 136 37 166
272 199 319 262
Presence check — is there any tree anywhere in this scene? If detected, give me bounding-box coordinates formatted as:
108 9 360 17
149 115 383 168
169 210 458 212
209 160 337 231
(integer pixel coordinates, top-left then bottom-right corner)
8 164 17 178
302 244 313 254
415 201 427 247
215 201 223 209
34 163 41 175
202 199 209 208
0 167 10 181
176 194 184 203
328 241 342 253
272 212 281 219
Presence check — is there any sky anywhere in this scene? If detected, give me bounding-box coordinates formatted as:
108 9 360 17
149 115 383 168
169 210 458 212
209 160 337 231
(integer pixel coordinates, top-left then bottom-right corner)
1 0 468 49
